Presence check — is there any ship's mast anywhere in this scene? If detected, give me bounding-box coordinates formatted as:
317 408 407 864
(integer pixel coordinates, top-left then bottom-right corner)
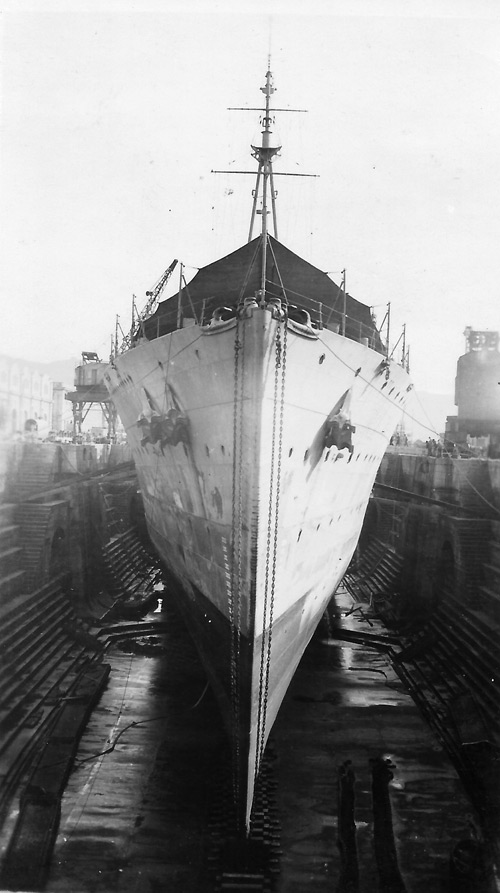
214 66 315 298
248 69 281 244
248 68 281 296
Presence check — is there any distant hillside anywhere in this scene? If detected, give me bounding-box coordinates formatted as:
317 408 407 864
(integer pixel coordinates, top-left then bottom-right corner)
408 390 456 440
37 357 79 389
1 353 79 389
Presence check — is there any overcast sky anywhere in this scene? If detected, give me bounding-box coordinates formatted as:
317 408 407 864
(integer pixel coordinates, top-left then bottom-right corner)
2 0 500 434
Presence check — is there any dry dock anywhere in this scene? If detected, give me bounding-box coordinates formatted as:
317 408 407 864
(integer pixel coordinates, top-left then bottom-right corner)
0 442 499 891
3 592 492 892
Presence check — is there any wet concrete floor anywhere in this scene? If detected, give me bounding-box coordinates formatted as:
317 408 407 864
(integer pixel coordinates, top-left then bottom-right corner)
40 587 485 892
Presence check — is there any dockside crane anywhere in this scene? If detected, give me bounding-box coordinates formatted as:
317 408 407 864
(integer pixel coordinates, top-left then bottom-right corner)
116 259 178 355
142 258 179 321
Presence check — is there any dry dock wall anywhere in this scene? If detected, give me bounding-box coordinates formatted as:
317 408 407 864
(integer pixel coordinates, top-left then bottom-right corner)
362 450 500 620
0 441 142 612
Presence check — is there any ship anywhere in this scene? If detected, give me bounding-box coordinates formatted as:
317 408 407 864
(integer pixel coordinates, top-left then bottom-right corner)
104 68 412 829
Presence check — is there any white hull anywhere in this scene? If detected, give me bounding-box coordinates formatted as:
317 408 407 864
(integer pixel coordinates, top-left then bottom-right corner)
105 303 410 825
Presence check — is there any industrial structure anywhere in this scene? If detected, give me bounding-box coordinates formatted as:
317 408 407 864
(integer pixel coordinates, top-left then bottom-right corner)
446 328 500 456
65 351 118 441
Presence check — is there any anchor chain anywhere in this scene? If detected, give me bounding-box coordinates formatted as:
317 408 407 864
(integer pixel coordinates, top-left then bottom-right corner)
230 318 244 808
255 315 288 780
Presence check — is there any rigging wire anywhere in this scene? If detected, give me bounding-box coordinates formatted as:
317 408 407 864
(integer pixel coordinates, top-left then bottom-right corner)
316 332 500 517
409 389 500 517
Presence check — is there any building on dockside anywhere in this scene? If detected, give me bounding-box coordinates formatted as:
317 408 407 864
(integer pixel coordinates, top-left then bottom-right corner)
0 354 56 438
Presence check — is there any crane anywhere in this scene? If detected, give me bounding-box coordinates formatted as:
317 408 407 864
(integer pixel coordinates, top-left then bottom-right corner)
115 259 178 356
141 258 178 320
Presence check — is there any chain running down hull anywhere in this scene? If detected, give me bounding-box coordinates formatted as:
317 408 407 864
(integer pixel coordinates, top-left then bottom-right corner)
105 304 411 827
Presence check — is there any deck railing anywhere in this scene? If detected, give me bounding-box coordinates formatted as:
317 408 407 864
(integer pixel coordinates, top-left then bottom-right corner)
134 290 384 354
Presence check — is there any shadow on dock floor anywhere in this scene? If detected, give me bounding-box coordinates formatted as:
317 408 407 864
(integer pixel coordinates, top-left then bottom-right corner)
2 588 487 893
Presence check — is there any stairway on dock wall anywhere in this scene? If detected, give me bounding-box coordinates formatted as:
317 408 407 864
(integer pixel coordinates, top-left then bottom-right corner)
404 517 500 733
0 443 72 597
447 517 492 601
352 514 500 743
77 477 161 619
0 577 81 741
15 500 69 592
1 499 72 598
347 513 500 856
101 527 160 600
344 537 405 612
362 498 408 552
98 478 141 538
8 444 58 502
0 504 26 600
0 574 104 826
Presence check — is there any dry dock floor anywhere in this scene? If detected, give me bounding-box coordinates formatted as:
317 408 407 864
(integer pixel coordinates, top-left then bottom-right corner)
33 587 487 893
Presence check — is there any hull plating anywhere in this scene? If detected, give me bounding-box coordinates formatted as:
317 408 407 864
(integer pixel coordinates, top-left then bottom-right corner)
105 306 410 824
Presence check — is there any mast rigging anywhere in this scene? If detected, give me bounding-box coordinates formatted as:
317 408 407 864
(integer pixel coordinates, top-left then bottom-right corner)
211 64 318 299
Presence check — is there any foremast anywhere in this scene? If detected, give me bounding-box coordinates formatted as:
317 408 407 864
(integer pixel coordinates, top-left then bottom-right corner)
216 65 313 303
248 68 281 296
249 71 280 234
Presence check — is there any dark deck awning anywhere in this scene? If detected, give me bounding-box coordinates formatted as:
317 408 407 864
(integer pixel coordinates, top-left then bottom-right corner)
142 235 382 349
